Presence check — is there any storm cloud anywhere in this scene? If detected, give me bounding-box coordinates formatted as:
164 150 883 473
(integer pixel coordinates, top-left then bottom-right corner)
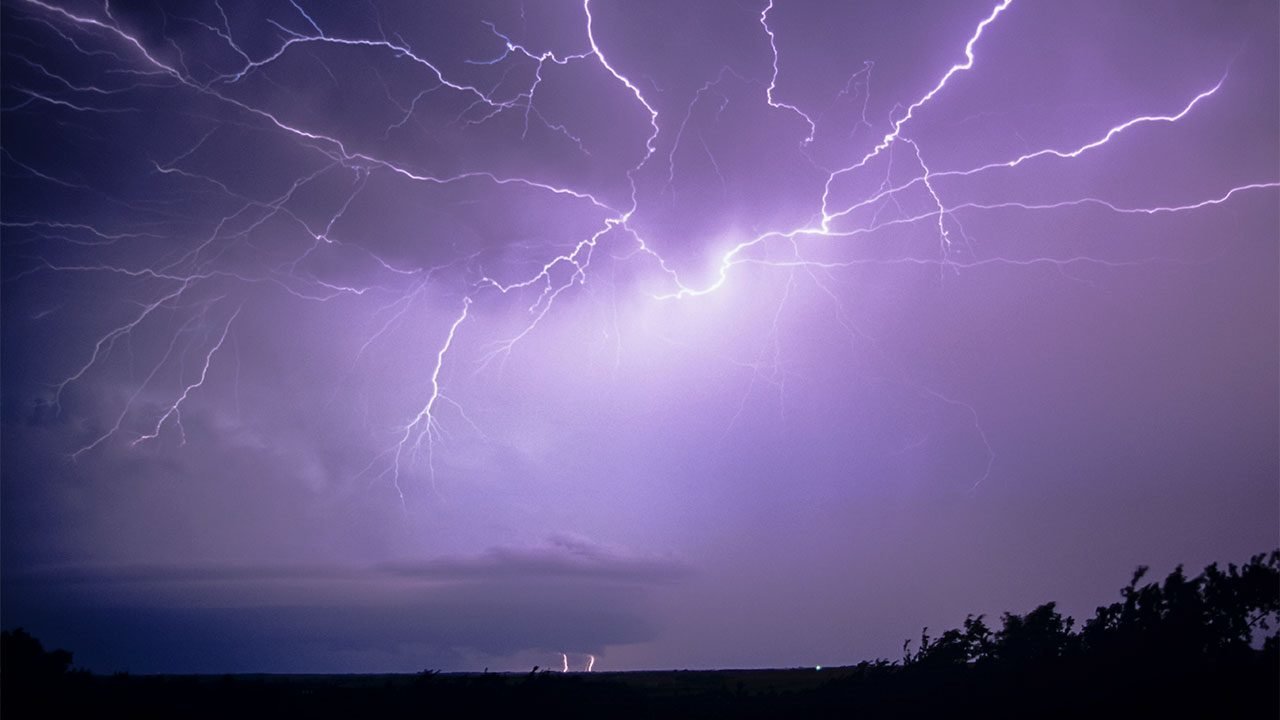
2 0 1276 673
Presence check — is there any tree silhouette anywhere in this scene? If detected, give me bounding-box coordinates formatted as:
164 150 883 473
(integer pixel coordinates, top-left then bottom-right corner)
1 627 74 680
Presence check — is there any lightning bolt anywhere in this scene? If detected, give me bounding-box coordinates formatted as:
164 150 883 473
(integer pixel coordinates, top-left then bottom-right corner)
760 0 817 144
132 305 242 447
392 297 471 506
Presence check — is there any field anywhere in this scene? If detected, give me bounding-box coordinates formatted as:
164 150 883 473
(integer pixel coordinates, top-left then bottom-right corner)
8 657 1277 719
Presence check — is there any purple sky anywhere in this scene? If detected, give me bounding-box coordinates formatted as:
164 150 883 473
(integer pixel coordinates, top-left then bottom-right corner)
2 0 1277 673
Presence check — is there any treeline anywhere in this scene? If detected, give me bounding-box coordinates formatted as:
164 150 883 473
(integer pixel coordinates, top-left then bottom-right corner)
811 550 1280 718
2 551 1277 718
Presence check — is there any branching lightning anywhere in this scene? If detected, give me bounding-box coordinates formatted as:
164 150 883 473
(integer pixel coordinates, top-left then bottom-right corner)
3 0 1276 510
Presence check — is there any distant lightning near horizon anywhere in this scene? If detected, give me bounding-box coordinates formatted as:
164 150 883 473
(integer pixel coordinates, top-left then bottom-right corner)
2 0 1276 511
555 652 595 672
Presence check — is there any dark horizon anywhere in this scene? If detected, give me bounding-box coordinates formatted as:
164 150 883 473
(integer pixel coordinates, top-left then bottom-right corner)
7 550 1280 676
2 0 1278 675
5 552 1279 717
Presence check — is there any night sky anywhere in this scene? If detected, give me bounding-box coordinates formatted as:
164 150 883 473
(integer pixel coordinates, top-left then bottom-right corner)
2 0 1277 674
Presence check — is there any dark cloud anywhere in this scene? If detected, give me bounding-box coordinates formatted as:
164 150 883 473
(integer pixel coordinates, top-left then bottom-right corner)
4 536 687 672
5 592 661 673
381 534 689 584
8 534 687 587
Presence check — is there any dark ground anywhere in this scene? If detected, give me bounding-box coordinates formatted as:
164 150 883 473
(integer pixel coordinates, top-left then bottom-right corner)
2 658 1277 719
